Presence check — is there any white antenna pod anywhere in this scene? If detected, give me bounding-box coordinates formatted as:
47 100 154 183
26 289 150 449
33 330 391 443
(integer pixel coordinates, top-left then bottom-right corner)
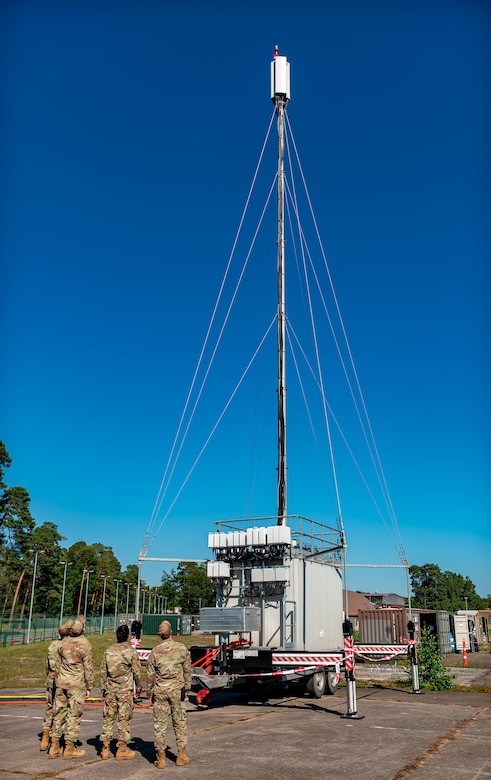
271 45 290 103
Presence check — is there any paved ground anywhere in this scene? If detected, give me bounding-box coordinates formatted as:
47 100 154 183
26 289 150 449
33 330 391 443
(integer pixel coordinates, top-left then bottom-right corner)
1 684 489 780
355 650 491 688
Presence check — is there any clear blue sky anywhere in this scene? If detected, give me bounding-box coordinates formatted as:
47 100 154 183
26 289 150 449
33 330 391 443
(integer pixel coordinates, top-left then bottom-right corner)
1 0 490 599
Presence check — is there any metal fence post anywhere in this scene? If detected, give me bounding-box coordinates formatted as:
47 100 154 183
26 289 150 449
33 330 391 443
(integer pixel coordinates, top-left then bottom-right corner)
407 620 421 693
341 619 364 720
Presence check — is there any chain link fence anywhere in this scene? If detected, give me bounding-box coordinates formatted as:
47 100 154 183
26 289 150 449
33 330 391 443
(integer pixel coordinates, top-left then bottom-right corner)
0 613 139 646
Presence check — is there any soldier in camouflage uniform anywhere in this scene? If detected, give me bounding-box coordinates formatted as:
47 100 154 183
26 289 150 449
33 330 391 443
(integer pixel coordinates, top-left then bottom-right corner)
146 620 192 769
39 621 73 751
48 616 94 760
99 624 142 760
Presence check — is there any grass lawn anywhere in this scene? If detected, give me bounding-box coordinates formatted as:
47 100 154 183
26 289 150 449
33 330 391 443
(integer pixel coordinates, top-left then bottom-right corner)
0 633 215 690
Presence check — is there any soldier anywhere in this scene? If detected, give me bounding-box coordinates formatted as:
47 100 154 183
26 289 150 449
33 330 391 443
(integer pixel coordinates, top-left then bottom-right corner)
99 624 142 760
131 618 142 648
39 621 73 751
48 616 94 760
146 620 192 769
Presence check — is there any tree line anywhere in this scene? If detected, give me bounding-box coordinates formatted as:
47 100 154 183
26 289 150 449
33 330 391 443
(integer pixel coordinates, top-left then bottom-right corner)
1 440 488 618
409 563 489 612
0 441 214 620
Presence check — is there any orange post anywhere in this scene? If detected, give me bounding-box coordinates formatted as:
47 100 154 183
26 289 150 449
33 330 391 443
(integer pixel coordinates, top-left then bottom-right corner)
462 639 468 667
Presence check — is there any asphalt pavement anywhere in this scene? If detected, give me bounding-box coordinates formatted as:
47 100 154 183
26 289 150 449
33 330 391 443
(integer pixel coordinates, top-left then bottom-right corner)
1 684 490 780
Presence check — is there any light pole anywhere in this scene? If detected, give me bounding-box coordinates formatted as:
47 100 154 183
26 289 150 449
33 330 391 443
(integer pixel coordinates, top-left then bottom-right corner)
84 569 94 619
27 549 44 645
27 550 41 644
164 596 168 614
114 579 121 630
126 582 130 619
59 561 72 627
464 596 469 611
100 575 107 635
142 590 147 616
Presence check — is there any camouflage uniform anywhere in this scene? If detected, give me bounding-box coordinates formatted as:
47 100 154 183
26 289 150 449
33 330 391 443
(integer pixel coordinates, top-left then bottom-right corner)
50 630 94 743
100 641 141 743
146 637 192 752
42 637 62 730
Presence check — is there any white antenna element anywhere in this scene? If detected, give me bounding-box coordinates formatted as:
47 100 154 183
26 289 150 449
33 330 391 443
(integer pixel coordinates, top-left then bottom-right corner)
271 45 290 103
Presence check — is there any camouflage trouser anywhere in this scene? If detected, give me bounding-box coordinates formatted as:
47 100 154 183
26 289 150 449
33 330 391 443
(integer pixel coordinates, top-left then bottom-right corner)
50 686 86 742
100 689 134 743
42 678 56 730
153 689 187 751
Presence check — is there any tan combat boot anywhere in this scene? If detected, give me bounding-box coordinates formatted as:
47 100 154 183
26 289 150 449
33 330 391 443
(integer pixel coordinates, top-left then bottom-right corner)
63 740 86 759
101 741 111 760
40 729 50 751
176 747 190 766
154 749 166 768
48 736 62 759
115 740 136 760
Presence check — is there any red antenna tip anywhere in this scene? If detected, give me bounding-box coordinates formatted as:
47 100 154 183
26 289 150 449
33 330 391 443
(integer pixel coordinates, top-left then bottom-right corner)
274 44 279 57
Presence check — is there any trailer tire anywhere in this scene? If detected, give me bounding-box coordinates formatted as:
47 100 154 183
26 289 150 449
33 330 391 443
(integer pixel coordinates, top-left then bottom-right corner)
325 670 339 695
305 671 326 698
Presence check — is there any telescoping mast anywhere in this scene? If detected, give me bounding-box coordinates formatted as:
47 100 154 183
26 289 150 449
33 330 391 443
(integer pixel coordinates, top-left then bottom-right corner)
198 48 346 698
271 45 290 528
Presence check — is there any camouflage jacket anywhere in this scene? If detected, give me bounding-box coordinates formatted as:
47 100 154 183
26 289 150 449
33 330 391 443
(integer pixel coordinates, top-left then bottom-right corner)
45 638 62 685
100 641 142 693
146 638 192 698
56 634 94 690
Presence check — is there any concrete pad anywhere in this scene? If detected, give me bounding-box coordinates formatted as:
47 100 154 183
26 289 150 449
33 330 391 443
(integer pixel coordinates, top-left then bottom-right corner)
0 686 489 779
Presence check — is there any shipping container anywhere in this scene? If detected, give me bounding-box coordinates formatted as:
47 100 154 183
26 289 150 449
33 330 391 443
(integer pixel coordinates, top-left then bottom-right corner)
419 610 452 654
358 608 409 644
452 611 479 652
142 613 182 636
475 610 491 646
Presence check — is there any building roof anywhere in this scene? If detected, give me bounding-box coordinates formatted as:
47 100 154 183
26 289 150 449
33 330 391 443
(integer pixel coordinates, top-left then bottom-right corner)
363 592 406 606
348 591 377 615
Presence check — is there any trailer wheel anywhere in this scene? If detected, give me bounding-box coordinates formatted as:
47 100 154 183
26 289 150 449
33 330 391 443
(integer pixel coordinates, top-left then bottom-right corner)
305 671 326 698
325 670 339 695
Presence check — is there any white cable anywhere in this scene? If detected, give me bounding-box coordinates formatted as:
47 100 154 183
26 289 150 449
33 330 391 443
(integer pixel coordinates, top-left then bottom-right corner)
150 176 278 533
145 110 276 549
284 129 344 528
287 322 400 547
285 114 405 556
151 318 277 544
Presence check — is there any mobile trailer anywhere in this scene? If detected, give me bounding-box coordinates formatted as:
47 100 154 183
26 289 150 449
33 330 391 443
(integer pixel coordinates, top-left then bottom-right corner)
188 515 346 699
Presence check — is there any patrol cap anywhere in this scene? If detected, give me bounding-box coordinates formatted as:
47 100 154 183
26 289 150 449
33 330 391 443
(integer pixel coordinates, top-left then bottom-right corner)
158 620 172 637
71 619 85 636
59 620 73 637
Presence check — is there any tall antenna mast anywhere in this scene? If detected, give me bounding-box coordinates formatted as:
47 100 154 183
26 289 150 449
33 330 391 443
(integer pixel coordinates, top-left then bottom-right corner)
271 45 290 526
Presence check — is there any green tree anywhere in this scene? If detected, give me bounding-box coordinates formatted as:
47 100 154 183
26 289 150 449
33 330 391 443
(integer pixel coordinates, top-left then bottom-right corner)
175 562 215 614
0 441 12 493
0 442 36 620
410 564 486 611
160 570 180 612
30 522 65 613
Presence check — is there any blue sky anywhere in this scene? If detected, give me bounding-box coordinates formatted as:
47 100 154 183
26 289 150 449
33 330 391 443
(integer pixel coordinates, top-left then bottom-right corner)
1 0 490 599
